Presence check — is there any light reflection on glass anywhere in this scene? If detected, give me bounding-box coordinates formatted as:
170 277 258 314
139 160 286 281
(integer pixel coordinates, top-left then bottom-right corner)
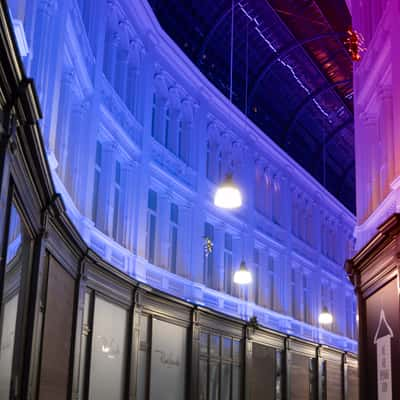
0 204 24 399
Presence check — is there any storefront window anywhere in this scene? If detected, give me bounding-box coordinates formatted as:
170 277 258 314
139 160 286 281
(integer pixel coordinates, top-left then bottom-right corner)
199 332 242 400
136 314 150 400
88 296 128 400
0 203 25 399
149 318 187 400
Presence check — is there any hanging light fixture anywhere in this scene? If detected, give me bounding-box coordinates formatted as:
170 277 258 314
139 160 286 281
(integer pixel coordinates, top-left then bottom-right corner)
233 259 252 285
214 0 243 210
319 306 333 325
214 174 243 209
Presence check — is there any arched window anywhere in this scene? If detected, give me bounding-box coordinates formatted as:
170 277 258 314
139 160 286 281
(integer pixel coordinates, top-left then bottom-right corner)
217 150 223 182
255 164 266 214
321 222 326 254
204 222 215 288
253 248 260 305
126 40 141 117
127 64 138 115
206 140 212 180
115 44 129 101
272 177 280 224
291 194 297 235
151 93 157 138
302 273 311 323
164 106 170 145
267 255 275 310
152 74 169 143
92 141 102 225
178 99 194 164
306 211 313 245
112 161 121 241
290 267 297 318
169 203 179 274
146 189 158 265
103 21 119 85
224 233 233 295
178 120 191 163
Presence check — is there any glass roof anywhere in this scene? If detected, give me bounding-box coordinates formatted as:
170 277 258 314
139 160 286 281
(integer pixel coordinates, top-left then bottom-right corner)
149 0 354 211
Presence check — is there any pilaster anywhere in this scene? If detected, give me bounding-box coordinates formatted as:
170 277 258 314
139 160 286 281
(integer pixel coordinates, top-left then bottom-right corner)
177 204 192 279
54 69 74 177
120 161 137 250
213 224 225 291
157 192 170 269
96 141 117 235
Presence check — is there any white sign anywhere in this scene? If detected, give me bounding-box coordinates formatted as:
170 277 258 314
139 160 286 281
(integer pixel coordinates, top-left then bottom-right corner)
374 309 394 400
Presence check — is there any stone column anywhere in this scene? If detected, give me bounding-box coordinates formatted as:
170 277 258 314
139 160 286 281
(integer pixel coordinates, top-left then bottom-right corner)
279 172 290 230
30 0 57 106
189 207 205 284
127 65 138 115
177 204 192 279
187 101 199 169
213 225 224 291
265 166 274 219
54 69 74 177
116 46 129 101
367 117 380 211
157 193 170 269
310 198 319 249
180 98 195 164
65 99 88 205
71 100 91 214
206 121 220 183
119 162 137 250
168 108 179 154
103 25 120 86
259 248 268 307
253 158 262 212
378 87 395 188
316 207 324 253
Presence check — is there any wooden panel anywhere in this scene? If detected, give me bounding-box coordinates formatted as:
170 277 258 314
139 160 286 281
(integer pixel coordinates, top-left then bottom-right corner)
289 352 310 400
38 256 75 400
250 342 275 400
365 277 399 399
347 365 359 400
326 361 342 400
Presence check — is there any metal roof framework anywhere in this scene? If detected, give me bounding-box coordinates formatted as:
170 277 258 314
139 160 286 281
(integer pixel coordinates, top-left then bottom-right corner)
149 0 354 210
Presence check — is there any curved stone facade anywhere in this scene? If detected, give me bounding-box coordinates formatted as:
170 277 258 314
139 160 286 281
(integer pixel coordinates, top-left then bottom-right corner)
7 0 356 351
0 2 359 399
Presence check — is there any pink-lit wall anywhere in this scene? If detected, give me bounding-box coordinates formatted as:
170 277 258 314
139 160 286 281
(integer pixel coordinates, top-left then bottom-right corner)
351 0 400 249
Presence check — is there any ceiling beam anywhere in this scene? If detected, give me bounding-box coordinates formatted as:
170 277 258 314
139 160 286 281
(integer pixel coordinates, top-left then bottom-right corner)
337 160 355 197
196 0 235 64
248 32 345 107
282 78 351 146
312 118 353 170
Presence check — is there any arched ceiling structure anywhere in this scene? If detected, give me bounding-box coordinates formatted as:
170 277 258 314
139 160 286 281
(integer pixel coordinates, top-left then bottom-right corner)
149 0 354 211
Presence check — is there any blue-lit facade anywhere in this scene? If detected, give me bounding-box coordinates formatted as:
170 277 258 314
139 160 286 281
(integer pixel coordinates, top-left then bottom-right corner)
8 0 356 351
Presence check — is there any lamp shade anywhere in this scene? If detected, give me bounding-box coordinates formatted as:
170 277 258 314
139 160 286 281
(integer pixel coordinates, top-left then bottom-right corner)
214 175 242 209
233 260 252 285
318 306 333 325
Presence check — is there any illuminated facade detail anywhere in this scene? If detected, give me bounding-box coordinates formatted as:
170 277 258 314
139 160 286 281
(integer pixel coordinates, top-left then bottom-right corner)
9 0 356 351
351 0 400 250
